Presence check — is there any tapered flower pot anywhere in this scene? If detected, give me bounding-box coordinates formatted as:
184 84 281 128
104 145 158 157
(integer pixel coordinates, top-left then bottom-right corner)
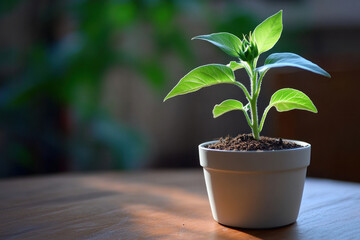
199 139 310 229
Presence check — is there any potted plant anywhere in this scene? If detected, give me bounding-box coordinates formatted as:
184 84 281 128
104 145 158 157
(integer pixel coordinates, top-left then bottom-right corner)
163 10 330 229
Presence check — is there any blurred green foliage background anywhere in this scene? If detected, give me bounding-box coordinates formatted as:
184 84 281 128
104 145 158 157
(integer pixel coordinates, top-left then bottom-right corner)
1 0 359 180
0 0 215 176
0 0 264 176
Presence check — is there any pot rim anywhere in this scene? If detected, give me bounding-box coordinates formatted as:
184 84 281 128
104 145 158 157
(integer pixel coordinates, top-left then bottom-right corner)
199 139 311 172
199 139 310 153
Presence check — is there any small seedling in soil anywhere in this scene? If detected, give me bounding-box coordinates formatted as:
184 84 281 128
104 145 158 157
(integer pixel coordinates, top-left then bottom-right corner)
164 10 330 150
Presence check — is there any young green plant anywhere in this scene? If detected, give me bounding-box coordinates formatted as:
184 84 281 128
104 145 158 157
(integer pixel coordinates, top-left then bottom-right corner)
163 10 330 140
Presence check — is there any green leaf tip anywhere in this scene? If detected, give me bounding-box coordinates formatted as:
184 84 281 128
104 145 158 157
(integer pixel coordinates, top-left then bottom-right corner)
163 64 235 102
192 33 242 58
227 61 244 71
256 52 331 78
254 10 283 54
269 88 318 113
212 99 245 118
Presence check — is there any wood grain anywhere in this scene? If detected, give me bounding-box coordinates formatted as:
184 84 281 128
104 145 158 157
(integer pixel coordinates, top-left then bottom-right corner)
0 170 359 240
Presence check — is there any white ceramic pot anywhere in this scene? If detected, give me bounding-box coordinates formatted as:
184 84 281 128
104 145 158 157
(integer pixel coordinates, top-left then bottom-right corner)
199 139 311 229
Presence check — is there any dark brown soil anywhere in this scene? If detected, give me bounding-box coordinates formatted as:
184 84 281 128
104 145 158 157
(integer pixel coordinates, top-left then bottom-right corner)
207 134 301 151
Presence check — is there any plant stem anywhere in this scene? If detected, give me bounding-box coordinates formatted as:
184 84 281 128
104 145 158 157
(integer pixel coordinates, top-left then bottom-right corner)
249 94 260 140
234 82 251 101
256 70 267 96
243 108 253 129
249 62 260 140
259 105 271 133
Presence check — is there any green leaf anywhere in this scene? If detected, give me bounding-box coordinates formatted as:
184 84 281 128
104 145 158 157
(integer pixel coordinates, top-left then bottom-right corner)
227 61 244 71
192 33 242 58
213 99 245 118
164 64 235 101
256 52 331 77
268 88 317 113
254 10 283 54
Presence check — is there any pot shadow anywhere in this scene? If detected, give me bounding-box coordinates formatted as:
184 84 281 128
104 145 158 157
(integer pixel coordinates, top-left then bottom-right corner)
218 221 302 240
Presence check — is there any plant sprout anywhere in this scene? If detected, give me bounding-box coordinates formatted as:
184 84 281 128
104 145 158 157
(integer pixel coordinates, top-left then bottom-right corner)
163 10 330 140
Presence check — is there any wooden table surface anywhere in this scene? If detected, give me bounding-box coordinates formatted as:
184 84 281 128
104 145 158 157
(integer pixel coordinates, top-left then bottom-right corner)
0 170 359 240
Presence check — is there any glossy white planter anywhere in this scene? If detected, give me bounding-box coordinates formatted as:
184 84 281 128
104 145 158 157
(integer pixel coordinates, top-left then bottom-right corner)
199 140 310 229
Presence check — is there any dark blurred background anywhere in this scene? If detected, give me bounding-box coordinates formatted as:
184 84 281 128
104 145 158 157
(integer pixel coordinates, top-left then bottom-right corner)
0 0 359 181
